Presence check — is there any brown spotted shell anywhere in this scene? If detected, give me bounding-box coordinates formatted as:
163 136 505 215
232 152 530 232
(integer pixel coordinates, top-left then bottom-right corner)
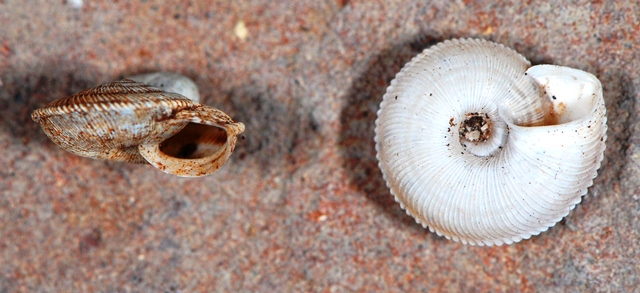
31 79 245 177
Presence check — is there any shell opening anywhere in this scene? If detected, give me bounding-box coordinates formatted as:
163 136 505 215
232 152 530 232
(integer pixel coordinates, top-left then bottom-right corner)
523 65 600 126
137 105 245 177
138 121 238 178
159 123 228 159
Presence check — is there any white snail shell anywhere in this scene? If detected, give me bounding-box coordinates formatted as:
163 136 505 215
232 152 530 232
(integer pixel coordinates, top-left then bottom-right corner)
127 72 201 103
31 76 245 177
374 38 607 245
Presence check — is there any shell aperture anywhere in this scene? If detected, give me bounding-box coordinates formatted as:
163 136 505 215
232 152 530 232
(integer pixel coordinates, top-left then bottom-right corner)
374 38 607 245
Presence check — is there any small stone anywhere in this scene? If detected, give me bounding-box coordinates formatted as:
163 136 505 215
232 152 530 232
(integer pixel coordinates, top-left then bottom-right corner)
234 20 249 41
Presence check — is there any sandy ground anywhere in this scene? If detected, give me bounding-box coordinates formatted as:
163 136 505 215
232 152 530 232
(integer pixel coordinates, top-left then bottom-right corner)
1 0 639 292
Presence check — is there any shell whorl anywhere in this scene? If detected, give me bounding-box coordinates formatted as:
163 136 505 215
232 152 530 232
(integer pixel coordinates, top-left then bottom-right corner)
32 79 195 116
32 80 195 163
374 38 607 245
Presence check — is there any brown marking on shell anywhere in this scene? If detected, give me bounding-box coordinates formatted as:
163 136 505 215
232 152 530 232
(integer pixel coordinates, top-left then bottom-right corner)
519 83 561 127
31 79 245 177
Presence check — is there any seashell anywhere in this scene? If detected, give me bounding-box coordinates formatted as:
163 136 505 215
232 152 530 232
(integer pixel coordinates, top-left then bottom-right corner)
374 38 607 245
31 77 244 177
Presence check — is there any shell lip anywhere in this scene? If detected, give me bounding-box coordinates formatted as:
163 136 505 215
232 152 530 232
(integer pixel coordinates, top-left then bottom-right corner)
139 120 245 177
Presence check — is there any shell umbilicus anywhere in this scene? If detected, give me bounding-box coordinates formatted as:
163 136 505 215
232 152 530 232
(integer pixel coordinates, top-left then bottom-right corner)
31 73 245 177
374 38 607 245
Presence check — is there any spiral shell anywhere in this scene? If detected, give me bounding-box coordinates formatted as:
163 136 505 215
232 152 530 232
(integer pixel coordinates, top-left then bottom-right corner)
32 78 244 177
374 38 607 245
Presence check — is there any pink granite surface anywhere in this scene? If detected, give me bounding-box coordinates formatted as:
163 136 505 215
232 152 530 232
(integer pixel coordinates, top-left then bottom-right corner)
1 0 639 292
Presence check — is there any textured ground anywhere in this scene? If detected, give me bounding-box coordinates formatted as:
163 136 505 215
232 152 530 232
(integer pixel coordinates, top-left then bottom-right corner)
1 0 639 292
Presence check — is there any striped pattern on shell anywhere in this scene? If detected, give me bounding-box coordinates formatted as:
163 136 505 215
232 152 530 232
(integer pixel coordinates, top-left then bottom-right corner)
374 39 607 245
32 80 197 163
38 79 193 113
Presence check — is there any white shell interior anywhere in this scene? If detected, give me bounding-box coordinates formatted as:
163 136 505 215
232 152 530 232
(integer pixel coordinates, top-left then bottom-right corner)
374 39 607 246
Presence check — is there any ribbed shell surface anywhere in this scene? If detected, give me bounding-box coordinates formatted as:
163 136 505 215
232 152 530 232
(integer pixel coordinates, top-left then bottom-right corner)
31 80 196 162
374 39 607 245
